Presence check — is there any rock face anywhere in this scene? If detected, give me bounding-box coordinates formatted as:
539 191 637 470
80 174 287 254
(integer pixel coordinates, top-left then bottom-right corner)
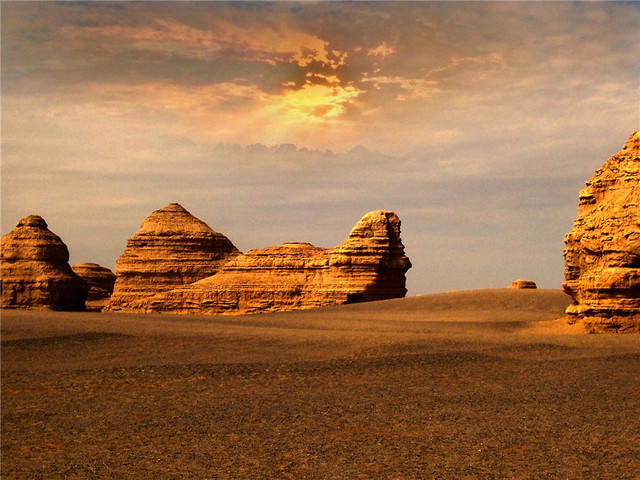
141 210 411 315
105 203 240 312
72 263 116 311
563 131 640 333
1 215 88 310
508 280 537 289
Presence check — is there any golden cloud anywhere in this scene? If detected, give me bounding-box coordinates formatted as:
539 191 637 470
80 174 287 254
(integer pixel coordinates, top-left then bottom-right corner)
367 42 395 58
61 18 348 69
58 17 360 123
362 75 441 101
60 75 362 152
277 83 361 120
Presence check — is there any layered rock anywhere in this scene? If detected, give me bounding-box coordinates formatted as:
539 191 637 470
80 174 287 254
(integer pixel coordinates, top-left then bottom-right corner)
1 215 88 310
72 263 116 311
563 131 640 332
508 280 537 289
105 203 240 312
142 210 412 315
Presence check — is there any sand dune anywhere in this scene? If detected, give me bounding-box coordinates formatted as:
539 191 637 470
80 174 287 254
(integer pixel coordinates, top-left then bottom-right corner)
2 289 639 479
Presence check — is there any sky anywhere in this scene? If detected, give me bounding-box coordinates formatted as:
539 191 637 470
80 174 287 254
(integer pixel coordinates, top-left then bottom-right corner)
2 1 639 295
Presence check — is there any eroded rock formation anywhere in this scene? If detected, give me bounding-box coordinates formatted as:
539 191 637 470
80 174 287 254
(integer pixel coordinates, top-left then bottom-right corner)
106 203 240 311
141 210 411 315
1 215 88 310
72 263 116 311
563 131 640 332
508 280 537 289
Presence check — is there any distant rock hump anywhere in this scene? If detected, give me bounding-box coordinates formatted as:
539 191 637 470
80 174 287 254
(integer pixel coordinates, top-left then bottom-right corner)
72 263 116 312
508 280 537 289
139 210 412 315
563 131 640 333
105 203 240 312
1 215 88 310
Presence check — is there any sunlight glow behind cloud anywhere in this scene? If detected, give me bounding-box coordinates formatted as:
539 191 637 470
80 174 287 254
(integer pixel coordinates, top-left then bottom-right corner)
280 83 362 120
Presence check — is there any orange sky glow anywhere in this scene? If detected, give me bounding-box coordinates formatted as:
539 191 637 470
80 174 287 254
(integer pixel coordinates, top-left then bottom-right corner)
2 1 639 294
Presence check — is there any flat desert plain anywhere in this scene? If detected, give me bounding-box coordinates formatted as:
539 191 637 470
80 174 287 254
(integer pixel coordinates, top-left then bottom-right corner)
2 289 639 479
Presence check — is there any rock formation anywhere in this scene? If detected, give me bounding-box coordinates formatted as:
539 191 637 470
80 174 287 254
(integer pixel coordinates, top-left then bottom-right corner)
141 210 411 315
563 131 640 332
105 203 240 311
1 215 88 310
508 280 537 289
72 263 116 311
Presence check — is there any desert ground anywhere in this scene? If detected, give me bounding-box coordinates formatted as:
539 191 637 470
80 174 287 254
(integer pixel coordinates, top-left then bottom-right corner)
2 289 639 479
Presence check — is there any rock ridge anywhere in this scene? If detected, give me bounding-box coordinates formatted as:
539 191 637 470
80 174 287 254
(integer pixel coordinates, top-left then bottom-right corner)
135 210 411 315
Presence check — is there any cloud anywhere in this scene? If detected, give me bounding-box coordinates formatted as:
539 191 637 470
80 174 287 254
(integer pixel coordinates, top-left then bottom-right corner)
367 42 394 58
59 17 348 70
361 75 440 101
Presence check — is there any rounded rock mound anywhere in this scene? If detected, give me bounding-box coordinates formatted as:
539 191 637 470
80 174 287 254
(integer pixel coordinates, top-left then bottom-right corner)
72 263 116 311
1 215 88 310
508 280 537 289
105 203 240 312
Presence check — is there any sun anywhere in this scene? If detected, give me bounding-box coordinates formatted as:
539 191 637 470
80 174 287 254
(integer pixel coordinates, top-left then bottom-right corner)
279 82 361 122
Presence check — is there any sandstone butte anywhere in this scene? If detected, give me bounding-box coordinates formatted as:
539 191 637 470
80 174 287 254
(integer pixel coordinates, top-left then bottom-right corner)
563 130 640 333
1 215 88 310
71 263 116 312
105 203 240 312
138 210 412 315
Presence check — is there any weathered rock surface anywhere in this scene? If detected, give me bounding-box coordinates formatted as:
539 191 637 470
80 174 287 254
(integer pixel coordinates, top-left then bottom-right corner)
1 215 88 310
563 131 640 333
72 263 116 311
142 210 412 315
105 203 240 312
508 280 537 289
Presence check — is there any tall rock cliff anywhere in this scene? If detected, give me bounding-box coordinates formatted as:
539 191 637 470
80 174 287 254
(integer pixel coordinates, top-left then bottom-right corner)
72 263 116 311
105 203 240 312
142 210 412 315
563 131 640 332
1 215 88 310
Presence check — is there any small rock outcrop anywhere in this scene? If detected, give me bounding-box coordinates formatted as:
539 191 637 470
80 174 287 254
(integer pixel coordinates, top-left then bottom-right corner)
508 280 537 289
563 131 640 333
141 210 411 315
105 203 240 311
72 263 116 311
1 215 88 310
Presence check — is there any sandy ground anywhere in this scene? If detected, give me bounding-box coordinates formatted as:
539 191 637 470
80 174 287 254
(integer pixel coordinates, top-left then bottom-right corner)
2 289 639 479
